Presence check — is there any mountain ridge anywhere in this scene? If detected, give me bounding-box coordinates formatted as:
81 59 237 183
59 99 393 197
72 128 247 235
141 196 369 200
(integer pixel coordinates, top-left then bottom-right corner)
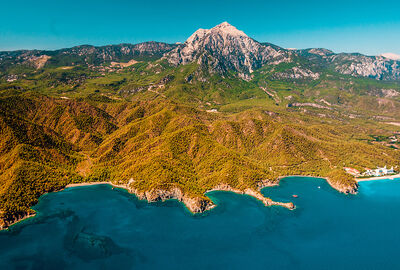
2 22 400 81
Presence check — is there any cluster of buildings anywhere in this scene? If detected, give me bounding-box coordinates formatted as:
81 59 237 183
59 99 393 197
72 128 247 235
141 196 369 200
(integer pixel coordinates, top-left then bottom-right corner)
362 166 395 177
345 166 396 178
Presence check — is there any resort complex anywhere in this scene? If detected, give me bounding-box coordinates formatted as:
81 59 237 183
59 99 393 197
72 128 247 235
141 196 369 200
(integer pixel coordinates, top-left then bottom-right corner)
363 166 396 177
345 166 397 178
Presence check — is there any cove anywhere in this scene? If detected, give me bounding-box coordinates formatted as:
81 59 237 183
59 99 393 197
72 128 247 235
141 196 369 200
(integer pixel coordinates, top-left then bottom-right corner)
1 176 400 270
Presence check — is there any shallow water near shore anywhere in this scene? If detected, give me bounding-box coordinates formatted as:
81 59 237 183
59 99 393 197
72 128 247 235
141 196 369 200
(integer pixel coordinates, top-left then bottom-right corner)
1 176 400 269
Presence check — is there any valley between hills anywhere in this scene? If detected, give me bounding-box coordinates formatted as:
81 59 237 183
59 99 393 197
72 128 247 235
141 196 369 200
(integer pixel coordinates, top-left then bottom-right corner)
1 23 400 229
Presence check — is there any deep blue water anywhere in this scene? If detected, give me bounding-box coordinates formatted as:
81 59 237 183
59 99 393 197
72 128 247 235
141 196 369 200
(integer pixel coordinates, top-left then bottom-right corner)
1 177 400 270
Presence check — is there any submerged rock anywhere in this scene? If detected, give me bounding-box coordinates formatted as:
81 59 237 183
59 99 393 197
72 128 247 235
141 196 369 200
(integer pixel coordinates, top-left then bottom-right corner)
63 216 128 261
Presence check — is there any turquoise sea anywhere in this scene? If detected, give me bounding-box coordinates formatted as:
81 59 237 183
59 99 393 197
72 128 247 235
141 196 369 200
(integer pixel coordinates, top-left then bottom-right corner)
1 176 400 269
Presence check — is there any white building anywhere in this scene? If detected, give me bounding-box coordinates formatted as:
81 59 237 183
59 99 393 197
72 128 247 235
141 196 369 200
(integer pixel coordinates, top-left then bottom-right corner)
364 166 395 177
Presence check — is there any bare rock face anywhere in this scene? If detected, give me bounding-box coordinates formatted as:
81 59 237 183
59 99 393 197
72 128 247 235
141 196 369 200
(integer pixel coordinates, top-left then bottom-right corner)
272 67 320 80
331 54 400 80
164 22 291 79
327 179 359 195
134 187 215 213
182 196 215 213
27 55 51 69
297 48 400 81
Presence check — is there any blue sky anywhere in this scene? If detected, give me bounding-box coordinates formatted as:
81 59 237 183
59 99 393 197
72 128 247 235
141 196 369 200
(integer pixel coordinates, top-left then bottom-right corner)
1 0 399 55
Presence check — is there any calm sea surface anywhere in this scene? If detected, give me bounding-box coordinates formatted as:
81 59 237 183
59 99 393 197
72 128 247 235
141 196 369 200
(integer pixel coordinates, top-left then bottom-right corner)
1 177 400 269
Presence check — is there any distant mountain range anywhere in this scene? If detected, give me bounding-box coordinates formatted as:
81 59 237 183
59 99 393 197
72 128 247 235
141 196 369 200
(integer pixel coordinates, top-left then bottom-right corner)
1 22 400 81
0 42 177 72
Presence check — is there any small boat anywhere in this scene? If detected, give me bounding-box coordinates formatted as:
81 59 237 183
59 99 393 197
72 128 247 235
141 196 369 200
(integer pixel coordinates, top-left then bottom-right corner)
318 186 321 189
292 195 298 198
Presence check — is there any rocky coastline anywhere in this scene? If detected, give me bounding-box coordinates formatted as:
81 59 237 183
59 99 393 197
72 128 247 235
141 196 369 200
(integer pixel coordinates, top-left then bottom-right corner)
207 184 295 210
326 178 359 195
132 187 216 213
65 181 295 213
1 175 359 230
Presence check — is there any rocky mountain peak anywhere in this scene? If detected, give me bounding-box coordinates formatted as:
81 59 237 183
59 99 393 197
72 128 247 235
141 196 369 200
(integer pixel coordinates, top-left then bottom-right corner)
164 22 290 80
209 22 248 38
186 22 247 43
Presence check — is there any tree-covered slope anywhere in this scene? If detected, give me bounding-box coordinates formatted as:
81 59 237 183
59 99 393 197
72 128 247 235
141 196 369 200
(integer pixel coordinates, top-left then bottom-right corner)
1 92 399 229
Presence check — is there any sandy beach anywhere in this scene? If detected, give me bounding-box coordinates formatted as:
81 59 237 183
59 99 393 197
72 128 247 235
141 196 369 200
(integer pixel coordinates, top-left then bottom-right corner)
66 182 130 190
356 174 400 182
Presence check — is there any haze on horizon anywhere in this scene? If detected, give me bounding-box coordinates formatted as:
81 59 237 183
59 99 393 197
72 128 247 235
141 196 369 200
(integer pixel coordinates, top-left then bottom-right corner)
1 0 400 57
